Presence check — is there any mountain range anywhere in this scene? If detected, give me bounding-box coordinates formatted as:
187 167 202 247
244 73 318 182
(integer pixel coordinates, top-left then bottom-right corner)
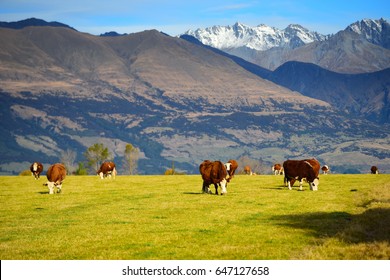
0 18 389 175
183 19 390 73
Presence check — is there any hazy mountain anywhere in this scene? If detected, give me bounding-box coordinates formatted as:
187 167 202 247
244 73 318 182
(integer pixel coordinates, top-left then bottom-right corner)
0 20 389 175
180 34 390 124
268 62 390 123
0 17 76 31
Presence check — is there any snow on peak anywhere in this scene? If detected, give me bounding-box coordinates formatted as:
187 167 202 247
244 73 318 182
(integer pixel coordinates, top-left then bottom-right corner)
346 18 389 46
183 22 327 51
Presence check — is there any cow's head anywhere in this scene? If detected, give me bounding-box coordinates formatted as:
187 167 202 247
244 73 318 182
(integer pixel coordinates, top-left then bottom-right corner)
220 178 228 195
310 177 319 191
45 181 62 194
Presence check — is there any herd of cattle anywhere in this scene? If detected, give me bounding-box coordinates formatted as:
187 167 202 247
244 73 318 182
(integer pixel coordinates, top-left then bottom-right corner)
30 161 117 194
30 160 380 195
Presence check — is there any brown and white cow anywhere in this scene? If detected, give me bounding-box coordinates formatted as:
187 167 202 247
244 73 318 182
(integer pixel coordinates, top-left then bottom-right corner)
370 166 379 174
244 165 252 175
45 163 66 194
321 165 330 174
97 161 117 179
199 160 228 195
30 162 43 179
283 158 320 191
225 159 238 182
272 163 284 175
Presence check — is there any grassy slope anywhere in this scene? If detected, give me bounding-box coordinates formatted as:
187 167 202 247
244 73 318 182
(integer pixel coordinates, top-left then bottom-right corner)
0 174 389 260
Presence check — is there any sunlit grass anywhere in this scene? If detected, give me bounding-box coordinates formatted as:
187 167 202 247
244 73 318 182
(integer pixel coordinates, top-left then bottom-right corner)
0 174 389 259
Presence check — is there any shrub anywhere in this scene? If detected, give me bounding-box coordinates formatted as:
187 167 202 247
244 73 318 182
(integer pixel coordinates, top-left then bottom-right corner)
19 170 31 176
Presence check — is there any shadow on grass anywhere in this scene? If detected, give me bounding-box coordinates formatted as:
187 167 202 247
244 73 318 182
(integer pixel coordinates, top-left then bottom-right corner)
271 208 390 244
183 192 204 195
263 186 285 190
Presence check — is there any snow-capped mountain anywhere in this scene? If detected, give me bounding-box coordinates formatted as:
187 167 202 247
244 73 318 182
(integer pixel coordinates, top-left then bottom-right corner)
183 22 327 51
346 18 390 49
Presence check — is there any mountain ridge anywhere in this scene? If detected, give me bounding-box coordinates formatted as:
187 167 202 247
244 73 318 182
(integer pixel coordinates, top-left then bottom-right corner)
183 19 390 73
0 20 389 175
184 21 328 51
0 17 76 31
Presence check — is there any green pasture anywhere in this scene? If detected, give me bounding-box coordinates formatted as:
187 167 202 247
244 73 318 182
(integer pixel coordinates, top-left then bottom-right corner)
0 174 389 260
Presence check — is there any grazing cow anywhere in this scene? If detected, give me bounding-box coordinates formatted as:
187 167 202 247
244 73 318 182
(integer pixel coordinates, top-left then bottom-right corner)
283 158 320 191
225 159 238 182
244 165 252 175
371 166 379 174
199 160 228 195
45 163 66 194
97 161 117 179
321 165 330 174
30 162 43 179
272 163 284 175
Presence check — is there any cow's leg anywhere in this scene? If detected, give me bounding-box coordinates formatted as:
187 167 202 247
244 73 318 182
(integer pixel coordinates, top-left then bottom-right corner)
214 183 219 195
56 183 62 193
299 179 303 191
202 182 206 193
99 172 104 179
202 182 211 194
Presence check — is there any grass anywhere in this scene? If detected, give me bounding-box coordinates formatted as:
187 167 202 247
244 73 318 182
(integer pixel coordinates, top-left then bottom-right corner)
0 174 389 260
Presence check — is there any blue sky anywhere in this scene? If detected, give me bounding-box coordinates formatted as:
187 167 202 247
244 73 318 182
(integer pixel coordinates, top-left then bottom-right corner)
1 0 389 35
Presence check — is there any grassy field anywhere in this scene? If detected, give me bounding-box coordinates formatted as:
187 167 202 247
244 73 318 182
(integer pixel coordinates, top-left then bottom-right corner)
0 174 389 260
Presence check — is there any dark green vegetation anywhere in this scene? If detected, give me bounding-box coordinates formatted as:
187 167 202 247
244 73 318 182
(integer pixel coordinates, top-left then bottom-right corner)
1 174 389 259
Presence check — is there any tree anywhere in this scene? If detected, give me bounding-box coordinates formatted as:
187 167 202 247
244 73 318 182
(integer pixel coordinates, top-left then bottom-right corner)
60 148 77 174
122 143 139 175
84 143 111 173
75 162 88 175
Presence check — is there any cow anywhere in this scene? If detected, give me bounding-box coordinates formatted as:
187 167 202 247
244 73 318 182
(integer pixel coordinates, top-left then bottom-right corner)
283 158 320 191
371 166 379 174
45 163 66 194
225 159 238 182
97 161 117 179
272 163 284 175
321 165 330 174
199 160 228 195
30 162 43 179
244 165 252 175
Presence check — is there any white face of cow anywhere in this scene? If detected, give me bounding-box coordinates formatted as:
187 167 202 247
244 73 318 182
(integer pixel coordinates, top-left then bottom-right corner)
225 163 231 171
33 162 38 172
310 178 319 191
46 182 62 194
220 178 227 195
